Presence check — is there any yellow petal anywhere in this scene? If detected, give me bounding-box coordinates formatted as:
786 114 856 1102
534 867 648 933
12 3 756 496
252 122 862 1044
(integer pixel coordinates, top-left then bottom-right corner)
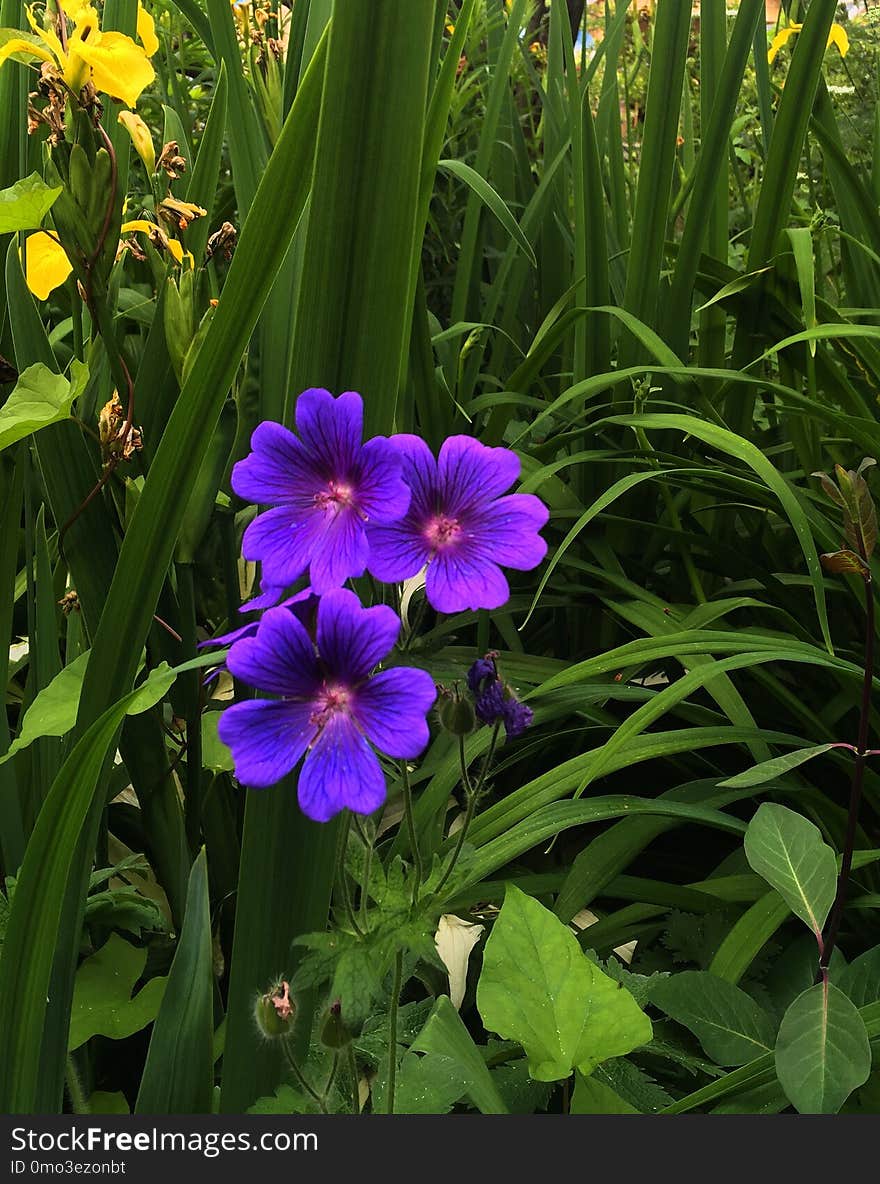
22 231 72 300
118 109 156 173
121 219 188 266
25 3 65 62
71 31 155 106
827 23 849 58
0 36 56 69
767 24 800 65
136 3 159 56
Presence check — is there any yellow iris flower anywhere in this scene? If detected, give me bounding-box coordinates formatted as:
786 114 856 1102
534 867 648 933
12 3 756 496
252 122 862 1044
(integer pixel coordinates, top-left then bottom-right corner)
22 230 73 300
22 216 189 300
768 21 850 66
0 3 157 108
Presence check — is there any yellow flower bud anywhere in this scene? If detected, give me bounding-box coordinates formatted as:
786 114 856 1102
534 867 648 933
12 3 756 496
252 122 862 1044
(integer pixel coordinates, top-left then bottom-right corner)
118 110 156 175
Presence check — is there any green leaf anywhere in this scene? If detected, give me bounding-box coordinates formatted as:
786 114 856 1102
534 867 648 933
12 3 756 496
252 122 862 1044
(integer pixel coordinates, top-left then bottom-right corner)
247 1085 310 1115
718 744 835 788
0 361 87 453
649 970 776 1066
744 803 837 940
67 934 167 1051
838 946 880 1009
570 1072 639 1114
0 652 90 766
136 849 214 1113
437 159 536 266
411 995 508 1115
477 886 652 1081
200 711 234 772
372 1051 468 1115
775 983 871 1114
0 173 62 233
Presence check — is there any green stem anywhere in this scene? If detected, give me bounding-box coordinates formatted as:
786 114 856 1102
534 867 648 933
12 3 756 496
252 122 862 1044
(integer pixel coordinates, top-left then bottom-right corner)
65 1056 89 1115
400 759 423 903
336 810 364 937
385 951 404 1115
347 1043 360 1114
281 1039 327 1113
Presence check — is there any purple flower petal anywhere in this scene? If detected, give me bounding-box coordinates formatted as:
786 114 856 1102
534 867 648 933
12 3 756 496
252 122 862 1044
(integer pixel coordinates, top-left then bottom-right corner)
316 588 401 681
231 421 322 506
218 699 313 788
308 508 369 595
241 505 324 588
438 435 520 516
226 606 320 696
365 521 429 584
353 667 437 758
198 620 259 649
241 581 289 612
388 434 437 516
357 436 412 524
471 493 549 569
426 547 510 612
294 388 363 475
297 714 386 821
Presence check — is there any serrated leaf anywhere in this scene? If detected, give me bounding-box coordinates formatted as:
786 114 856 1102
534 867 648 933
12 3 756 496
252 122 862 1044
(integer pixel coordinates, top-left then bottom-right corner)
247 1085 310 1115
775 982 871 1113
0 361 87 453
649 970 776 1066
744 803 837 939
571 1071 639 1114
372 1051 467 1115
0 174 62 234
477 886 652 1081
68 934 167 1051
719 743 835 788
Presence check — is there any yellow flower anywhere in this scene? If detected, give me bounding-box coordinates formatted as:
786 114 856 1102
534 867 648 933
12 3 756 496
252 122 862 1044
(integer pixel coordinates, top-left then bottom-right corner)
136 4 159 57
22 230 72 300
768 21 849 65
158 196 207 232
0 3 156 107
118 110 156 173
122 218 191 266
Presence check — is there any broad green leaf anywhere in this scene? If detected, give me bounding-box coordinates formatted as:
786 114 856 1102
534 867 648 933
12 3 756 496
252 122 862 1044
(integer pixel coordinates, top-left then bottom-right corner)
838 946 880 1009
247 1085 310 1115
719 744 836 788
570 1072 639 1114
136 849 214 1113
649 970 776 1066
775 983 871 1114
0 173 62 233
0 652 90 766
411 995 508 1115
372 1052 468 1115
477 886 651 1081
68 934 167 1051
87 1092 130 1115
744 803 837 939
0 361 87 453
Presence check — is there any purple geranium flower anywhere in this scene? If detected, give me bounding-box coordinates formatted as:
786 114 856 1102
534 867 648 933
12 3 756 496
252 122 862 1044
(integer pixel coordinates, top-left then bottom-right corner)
231 389 411 595
217 588 437 821
366 435 549 612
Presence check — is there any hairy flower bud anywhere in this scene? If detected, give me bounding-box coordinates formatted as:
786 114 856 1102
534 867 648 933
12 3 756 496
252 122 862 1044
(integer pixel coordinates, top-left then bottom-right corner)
439 685 476 736
320 1000 351 1049
253 979 296 1040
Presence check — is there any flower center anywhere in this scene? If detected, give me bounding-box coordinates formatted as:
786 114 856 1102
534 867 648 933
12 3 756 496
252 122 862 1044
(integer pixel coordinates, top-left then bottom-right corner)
308 683 351 732
424 514 462 552
314 480 355 513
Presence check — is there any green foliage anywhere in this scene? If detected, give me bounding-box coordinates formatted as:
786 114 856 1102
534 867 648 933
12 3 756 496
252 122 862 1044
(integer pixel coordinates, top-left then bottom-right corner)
0 363 87 453
477 886 652 1080
775 983 871 1114
68 934 167 1051
744 804 837 940
0 174 62 233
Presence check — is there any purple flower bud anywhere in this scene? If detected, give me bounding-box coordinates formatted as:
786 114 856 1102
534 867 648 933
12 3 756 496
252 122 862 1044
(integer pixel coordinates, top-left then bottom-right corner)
474 679 506 726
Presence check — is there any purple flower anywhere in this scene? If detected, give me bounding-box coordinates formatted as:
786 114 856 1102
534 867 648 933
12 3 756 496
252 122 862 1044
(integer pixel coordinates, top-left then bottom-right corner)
467 656 497 693
502 699 533 738
366 435 549 612
231 390 411 596
474 679 505 726
198 588 318 650
217 588 437 822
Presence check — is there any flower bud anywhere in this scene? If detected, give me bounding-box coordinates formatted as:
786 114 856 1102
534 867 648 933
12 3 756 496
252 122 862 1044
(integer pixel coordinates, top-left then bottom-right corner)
253 979 296 1040
439 686 475 736
118 110 156 175
320 1000 351 1049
